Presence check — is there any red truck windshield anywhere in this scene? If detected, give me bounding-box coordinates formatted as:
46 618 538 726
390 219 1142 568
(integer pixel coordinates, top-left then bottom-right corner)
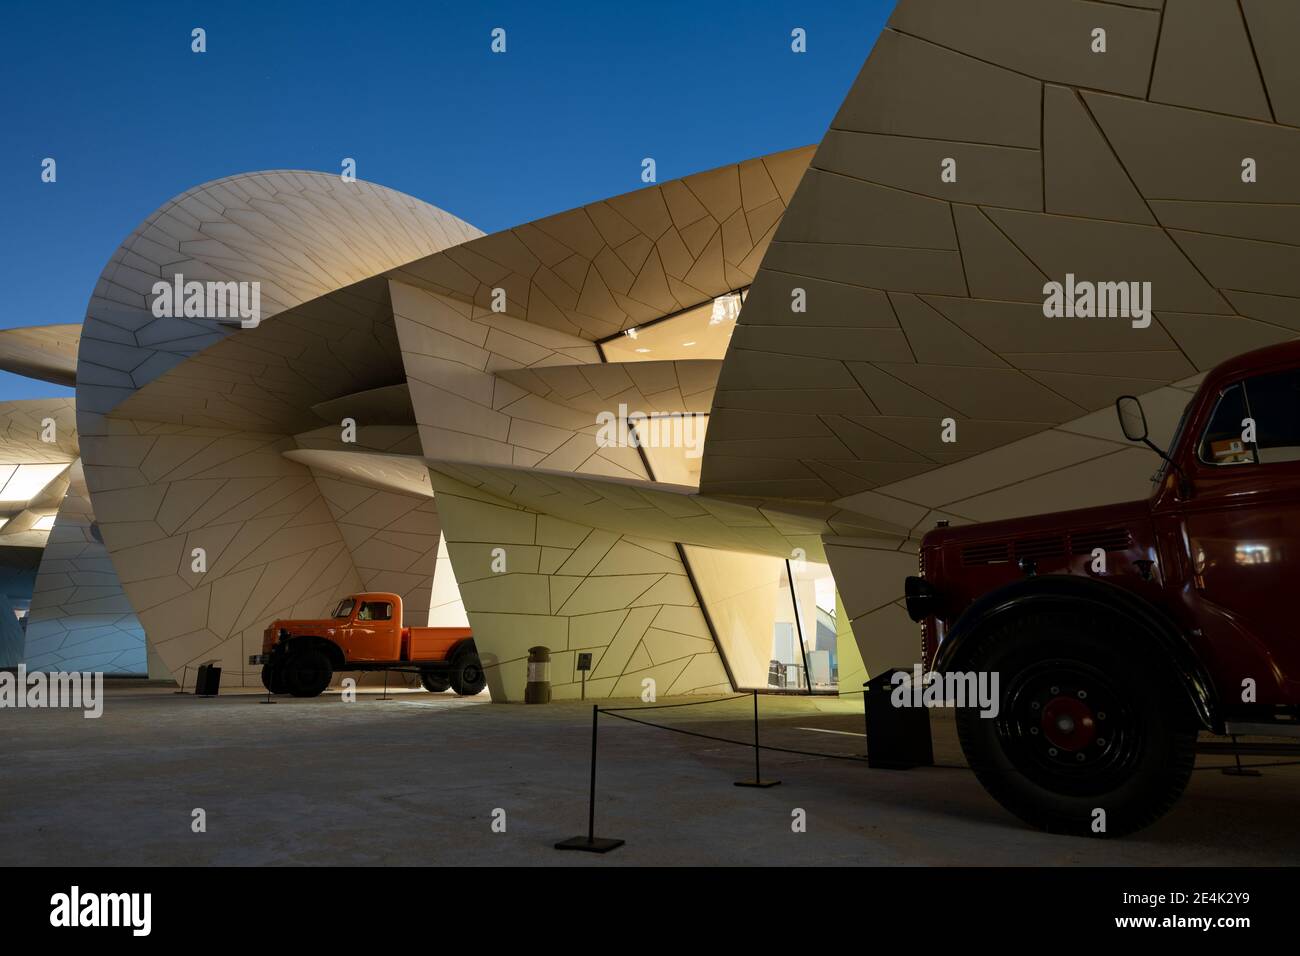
331 599 354 619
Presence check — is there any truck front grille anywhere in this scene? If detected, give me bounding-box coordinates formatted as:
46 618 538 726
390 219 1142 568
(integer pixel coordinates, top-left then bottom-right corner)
961 542 1010 565
1069 527 1132 554
1013 535 1067 561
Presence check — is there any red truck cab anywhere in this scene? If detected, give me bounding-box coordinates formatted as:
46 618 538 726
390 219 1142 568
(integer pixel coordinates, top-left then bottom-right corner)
903 341 1300 835
253 592 483 699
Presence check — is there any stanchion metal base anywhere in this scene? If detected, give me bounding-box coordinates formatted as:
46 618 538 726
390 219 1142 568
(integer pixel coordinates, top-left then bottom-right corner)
555 836 625 853
734 779 781 788
1222 767 1263 777
259 697 276 704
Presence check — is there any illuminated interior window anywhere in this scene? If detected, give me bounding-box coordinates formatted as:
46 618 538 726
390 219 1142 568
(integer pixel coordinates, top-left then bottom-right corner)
601 291 746 363
681 546 840 691
600 287 840 693
633 415 709 487
32 514 57 531
790 559 839 690
0 463 68 503
682 546 800 689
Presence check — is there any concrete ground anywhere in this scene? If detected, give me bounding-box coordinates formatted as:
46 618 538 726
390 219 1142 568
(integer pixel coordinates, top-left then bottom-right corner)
3 680 1297 866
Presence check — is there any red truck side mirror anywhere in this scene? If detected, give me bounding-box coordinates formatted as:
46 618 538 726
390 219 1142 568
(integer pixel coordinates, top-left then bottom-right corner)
1116 395 1192 499
1116 395 1148 442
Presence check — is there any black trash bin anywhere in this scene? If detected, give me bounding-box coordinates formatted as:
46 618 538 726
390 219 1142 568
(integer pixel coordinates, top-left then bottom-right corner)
864 669 933 769
194 663 222 697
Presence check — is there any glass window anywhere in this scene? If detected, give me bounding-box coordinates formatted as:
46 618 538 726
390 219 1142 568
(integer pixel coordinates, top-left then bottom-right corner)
789 558 839 690
603 287 848 695
683 546 804 690
1197 384 1255 466
1244 368 1300 464
357 602 392 622
634 415 709 487
331 599 355 619
600 291 745 363
682 548 842 691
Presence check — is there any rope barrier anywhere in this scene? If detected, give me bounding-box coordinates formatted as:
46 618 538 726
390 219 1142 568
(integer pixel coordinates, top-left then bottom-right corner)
1195 759 1300 771
554 684 1299 852
600 693 751 713
601 709 970 768
601 709 1300 772
603 709 863 763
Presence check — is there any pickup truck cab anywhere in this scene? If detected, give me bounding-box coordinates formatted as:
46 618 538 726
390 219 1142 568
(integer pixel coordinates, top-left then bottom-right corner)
904 340 1300 835
252 592 484 699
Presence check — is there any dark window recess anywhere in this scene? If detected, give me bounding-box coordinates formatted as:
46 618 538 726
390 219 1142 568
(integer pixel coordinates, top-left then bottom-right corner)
357 602 392 622
1070 527 1131 554
1244 368 1300 465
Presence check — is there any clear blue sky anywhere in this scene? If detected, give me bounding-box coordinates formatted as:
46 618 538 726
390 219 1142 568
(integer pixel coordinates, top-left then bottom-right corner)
0 0 892 400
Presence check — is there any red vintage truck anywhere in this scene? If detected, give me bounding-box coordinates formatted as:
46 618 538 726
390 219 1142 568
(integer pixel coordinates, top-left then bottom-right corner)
251 592 485 698
904 340 1300 835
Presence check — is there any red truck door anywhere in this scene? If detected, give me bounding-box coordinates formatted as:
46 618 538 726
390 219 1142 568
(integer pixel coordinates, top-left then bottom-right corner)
342 598 402 662
1175 369 1300 704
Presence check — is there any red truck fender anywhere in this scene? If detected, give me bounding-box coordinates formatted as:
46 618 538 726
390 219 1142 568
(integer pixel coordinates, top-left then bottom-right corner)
933 574 1219 733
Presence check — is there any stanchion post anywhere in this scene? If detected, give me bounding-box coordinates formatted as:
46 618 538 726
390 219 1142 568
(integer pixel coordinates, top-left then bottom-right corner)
556 705 624 852
1222 735 1263 777
735 691 780 787
173 665 189 694
377 669 393 702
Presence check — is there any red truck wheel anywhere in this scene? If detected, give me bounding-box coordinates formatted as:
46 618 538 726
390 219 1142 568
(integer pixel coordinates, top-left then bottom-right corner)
449 648 486 696
260 663 286 694
954 611 1195 837
282 647 333 698
420 671 450 693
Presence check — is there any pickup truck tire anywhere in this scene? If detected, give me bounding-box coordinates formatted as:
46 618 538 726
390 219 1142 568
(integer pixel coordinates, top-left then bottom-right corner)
448 648 487 696
260 663 287 695
953 611 1195 837
420 671 451 693
282 646 333 698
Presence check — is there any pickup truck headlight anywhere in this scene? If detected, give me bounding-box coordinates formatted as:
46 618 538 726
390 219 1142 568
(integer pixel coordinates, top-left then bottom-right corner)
904 575 938 623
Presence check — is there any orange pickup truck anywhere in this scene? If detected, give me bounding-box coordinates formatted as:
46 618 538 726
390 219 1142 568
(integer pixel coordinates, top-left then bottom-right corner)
250 592 485 698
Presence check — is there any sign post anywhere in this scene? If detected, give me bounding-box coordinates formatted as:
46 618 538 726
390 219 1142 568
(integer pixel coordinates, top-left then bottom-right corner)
576 652 593 700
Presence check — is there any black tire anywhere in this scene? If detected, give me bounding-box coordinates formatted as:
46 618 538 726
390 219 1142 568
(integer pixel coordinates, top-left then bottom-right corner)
281 646 333 698
448 647 487 696
953 611 1196 837
420 671 451 693
260 663 287 694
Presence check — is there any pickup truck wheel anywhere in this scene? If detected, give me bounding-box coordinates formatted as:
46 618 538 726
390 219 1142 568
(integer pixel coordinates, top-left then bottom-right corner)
260 663 287 694
954 612 1195 837
449 649 487 696
420 671 451 693
282 647 333 698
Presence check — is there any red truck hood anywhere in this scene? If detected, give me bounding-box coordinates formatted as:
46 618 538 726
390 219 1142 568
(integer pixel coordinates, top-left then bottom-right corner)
268 618 337 632
916 496 1163 657
921 498 1153 550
